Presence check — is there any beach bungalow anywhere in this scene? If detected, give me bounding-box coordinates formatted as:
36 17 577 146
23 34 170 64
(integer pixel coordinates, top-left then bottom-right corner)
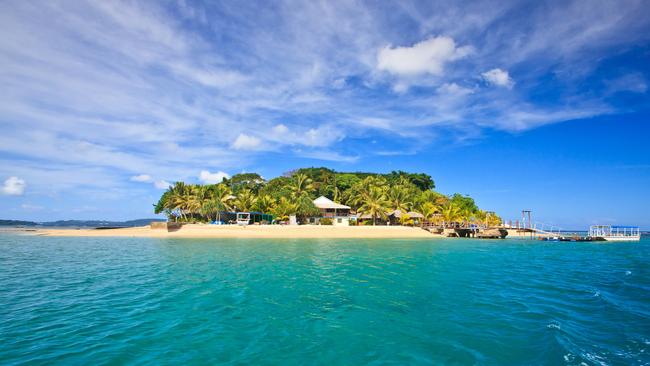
311 196 351 226
388 210 424 226
353 213 389 225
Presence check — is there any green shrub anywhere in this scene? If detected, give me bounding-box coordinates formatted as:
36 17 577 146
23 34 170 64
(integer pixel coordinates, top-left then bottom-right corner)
320 218 333 225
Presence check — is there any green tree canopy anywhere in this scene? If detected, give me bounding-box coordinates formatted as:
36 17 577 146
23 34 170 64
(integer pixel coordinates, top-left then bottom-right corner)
152 167 499 225
226 173 266 193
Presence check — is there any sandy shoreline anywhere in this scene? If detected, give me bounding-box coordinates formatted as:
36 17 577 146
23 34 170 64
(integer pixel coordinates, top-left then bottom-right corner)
36 224 443 239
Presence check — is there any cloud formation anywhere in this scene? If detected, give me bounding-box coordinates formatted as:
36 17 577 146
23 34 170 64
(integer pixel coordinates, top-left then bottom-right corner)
605 73 648 94
154 180 171 190
2 177 26 195
232 134 262 150
377 36 473 77
130 174 152 182
199 170 230 184
0 0 648 218
482 68 514 89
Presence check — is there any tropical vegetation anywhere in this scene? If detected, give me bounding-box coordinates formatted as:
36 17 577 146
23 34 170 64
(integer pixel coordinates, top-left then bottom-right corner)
154 167 502 226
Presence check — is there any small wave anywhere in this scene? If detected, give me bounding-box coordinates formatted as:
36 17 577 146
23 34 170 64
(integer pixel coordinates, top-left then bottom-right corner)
547 321 561 330
625 270 632 276
581 352 608 366
563 353 575 363
593 291 600 297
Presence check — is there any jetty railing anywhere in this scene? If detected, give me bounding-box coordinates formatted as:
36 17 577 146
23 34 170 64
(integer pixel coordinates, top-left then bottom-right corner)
532 222 563 236
502 220 564 239
589 225 640 238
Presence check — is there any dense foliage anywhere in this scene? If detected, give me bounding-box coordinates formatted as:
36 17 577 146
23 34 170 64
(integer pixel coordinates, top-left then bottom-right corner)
154 167 502 226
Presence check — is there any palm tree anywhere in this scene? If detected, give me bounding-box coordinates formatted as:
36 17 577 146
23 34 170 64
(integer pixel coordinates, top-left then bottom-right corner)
332 186 342 203
318 171 335 196
167 182 192 221
208 184 233 222
417 201 439 227
418 190 448 207
254 194 276 213
460 208 475 228
489 214 502 227
154 190 173 218
399 213 414 226
185 185 204 221
360 176 387 192
272 196 298 222
441 203 462 228
357 186 389 225
192 184 232 222
386 184 414 212
289 173 314 199
233 189 257 212
195 185 214 221
293 194 320 222
475 210 502 227
347 176 388 210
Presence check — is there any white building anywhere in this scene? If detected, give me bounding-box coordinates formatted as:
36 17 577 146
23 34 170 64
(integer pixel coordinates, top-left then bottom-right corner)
312 196 351 226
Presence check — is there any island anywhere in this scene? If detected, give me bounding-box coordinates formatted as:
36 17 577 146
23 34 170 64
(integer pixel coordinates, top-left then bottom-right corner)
38 167 505 238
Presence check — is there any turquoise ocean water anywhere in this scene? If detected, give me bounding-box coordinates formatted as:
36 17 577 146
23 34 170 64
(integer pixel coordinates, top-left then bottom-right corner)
1 233 649 365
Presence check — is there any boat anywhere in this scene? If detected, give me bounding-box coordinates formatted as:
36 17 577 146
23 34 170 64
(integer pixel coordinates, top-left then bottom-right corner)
588 225 640 241
236 212 250 226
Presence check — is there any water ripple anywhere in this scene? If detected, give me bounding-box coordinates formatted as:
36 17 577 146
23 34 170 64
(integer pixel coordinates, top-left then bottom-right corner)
0 235 649 365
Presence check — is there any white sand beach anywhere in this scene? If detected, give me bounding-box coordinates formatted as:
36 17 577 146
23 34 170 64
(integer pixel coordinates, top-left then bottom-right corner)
38 224 443 239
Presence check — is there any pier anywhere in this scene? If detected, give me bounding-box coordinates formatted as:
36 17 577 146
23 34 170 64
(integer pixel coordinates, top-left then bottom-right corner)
421 223 509 239
502 210 566 240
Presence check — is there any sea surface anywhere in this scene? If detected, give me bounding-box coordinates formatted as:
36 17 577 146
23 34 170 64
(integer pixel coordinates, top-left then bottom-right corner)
1 233 649 365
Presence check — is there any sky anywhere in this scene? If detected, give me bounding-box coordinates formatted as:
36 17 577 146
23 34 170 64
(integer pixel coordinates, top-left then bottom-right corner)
1 0 649 229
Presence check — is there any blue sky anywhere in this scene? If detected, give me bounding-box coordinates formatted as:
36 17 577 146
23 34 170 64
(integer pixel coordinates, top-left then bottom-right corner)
1 0 649 228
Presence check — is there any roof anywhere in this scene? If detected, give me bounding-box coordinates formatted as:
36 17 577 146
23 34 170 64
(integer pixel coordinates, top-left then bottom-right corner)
313 196 350 209
591 225 639 229
390 210 424 218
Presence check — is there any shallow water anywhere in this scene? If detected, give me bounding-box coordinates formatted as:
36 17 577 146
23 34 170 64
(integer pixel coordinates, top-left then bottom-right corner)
1 234 649 365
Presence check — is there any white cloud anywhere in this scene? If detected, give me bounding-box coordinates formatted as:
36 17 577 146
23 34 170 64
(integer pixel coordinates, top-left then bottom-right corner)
199 170 230 184
490 104 611 131
377 36 473 76
132 173 175 190
2 176 26 195
303 127 342 147
482 68 515 89
272 124 290 135
154 180 171 189
605 73 647 94
0 0 647 217
130 174 152 182
437 83 474 97
294 149 359 163
268 124 344 148
232 134 262 150
354 118 393 130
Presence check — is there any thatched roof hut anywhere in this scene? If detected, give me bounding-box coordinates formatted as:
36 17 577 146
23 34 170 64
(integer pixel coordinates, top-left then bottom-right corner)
389 210 424 219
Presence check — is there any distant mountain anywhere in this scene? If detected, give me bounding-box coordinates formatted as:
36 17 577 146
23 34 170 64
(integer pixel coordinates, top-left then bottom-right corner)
0 219 165 227
0 219 39 226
